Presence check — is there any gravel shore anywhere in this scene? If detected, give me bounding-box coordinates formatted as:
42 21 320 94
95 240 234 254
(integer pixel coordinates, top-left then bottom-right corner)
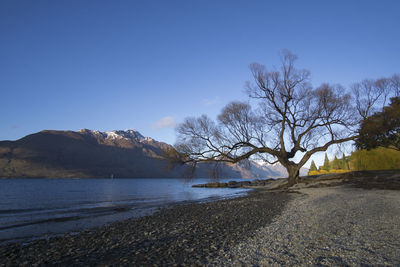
213 183 400 265
0 190 291 266
1 171 399 266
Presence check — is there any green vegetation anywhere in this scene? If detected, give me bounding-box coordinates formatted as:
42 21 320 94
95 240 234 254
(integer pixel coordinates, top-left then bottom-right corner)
331 156 340 170
356 97 400 151
322 153 330 171
310 76 400 177
308 95 400 176
308 153 351 176
309 160 317 172
308 148 400 176
340 153 349 170
350 147 400 171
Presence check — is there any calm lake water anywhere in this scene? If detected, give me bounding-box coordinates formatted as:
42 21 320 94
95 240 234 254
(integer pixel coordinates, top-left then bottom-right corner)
0 178 251 244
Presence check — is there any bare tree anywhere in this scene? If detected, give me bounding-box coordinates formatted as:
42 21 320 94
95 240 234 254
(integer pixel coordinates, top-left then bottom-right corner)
175 50 396 186
390 74 400 97
352 77 392 119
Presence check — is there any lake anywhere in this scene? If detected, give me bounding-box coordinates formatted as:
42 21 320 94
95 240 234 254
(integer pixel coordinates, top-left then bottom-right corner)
0 178 251 244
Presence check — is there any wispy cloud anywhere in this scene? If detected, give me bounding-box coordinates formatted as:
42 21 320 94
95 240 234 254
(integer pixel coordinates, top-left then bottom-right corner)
202 96 220 106
152 116 176 130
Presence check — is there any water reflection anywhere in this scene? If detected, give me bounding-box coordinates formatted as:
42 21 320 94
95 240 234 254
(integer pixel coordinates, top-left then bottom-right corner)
0 178 250 244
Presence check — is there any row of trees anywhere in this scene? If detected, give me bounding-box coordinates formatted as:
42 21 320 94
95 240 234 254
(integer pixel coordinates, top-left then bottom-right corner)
309 146 400 175
309 95 400 176
175 50 399 186
308 153 350 175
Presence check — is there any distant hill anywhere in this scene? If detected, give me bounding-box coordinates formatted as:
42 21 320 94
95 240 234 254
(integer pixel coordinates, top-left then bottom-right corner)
254 161 309 177
0 129 176 178
0 129 304 179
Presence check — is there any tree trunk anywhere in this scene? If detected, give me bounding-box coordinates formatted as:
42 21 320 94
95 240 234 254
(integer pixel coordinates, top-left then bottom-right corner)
286 165 300 187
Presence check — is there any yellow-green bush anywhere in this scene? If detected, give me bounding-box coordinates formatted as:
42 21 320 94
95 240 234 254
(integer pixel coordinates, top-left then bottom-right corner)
350 147 400 171
308 169 350 176
329 169 350 174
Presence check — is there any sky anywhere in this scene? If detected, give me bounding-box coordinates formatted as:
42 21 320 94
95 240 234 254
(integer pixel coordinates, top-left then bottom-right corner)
1 0 399 167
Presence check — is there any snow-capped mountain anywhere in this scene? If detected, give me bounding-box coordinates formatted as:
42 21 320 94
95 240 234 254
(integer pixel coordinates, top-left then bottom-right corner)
78 129 152 143
0 129 299 179
76 129 166 153
0 129 174 178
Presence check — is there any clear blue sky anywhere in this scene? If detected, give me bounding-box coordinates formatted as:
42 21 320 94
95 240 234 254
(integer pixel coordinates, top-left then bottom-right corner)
1 0 399 167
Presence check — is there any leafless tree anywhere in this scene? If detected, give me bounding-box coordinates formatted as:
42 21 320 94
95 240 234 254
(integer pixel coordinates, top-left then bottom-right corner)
352 78 392 119
390 74 400 96
175 50 397 186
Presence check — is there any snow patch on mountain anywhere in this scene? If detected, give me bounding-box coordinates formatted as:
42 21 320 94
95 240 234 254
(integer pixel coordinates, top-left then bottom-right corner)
79 129 149 143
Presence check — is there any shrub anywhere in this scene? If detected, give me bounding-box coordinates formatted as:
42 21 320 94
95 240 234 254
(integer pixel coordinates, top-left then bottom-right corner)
308 170 320 176
329 169 350 174
350 147 400 171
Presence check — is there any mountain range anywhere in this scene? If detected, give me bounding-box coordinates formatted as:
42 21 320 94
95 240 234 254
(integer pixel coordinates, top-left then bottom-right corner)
0 129 307 179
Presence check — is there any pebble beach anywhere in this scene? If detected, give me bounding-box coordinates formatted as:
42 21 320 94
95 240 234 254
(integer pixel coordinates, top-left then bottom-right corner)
0 189 291 266
1 170 399 266
213 186 400 266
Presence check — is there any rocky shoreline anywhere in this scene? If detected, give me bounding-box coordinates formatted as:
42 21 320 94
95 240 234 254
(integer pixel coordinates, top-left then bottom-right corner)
192 178 282 188
0 188 292 266
213 176 400 265
1 170 399 266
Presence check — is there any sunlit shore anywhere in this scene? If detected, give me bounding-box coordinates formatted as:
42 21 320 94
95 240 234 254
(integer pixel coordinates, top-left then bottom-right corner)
1 170 399 265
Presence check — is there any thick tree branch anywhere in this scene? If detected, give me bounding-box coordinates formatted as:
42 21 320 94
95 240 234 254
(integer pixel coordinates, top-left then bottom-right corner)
175 50 398 186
